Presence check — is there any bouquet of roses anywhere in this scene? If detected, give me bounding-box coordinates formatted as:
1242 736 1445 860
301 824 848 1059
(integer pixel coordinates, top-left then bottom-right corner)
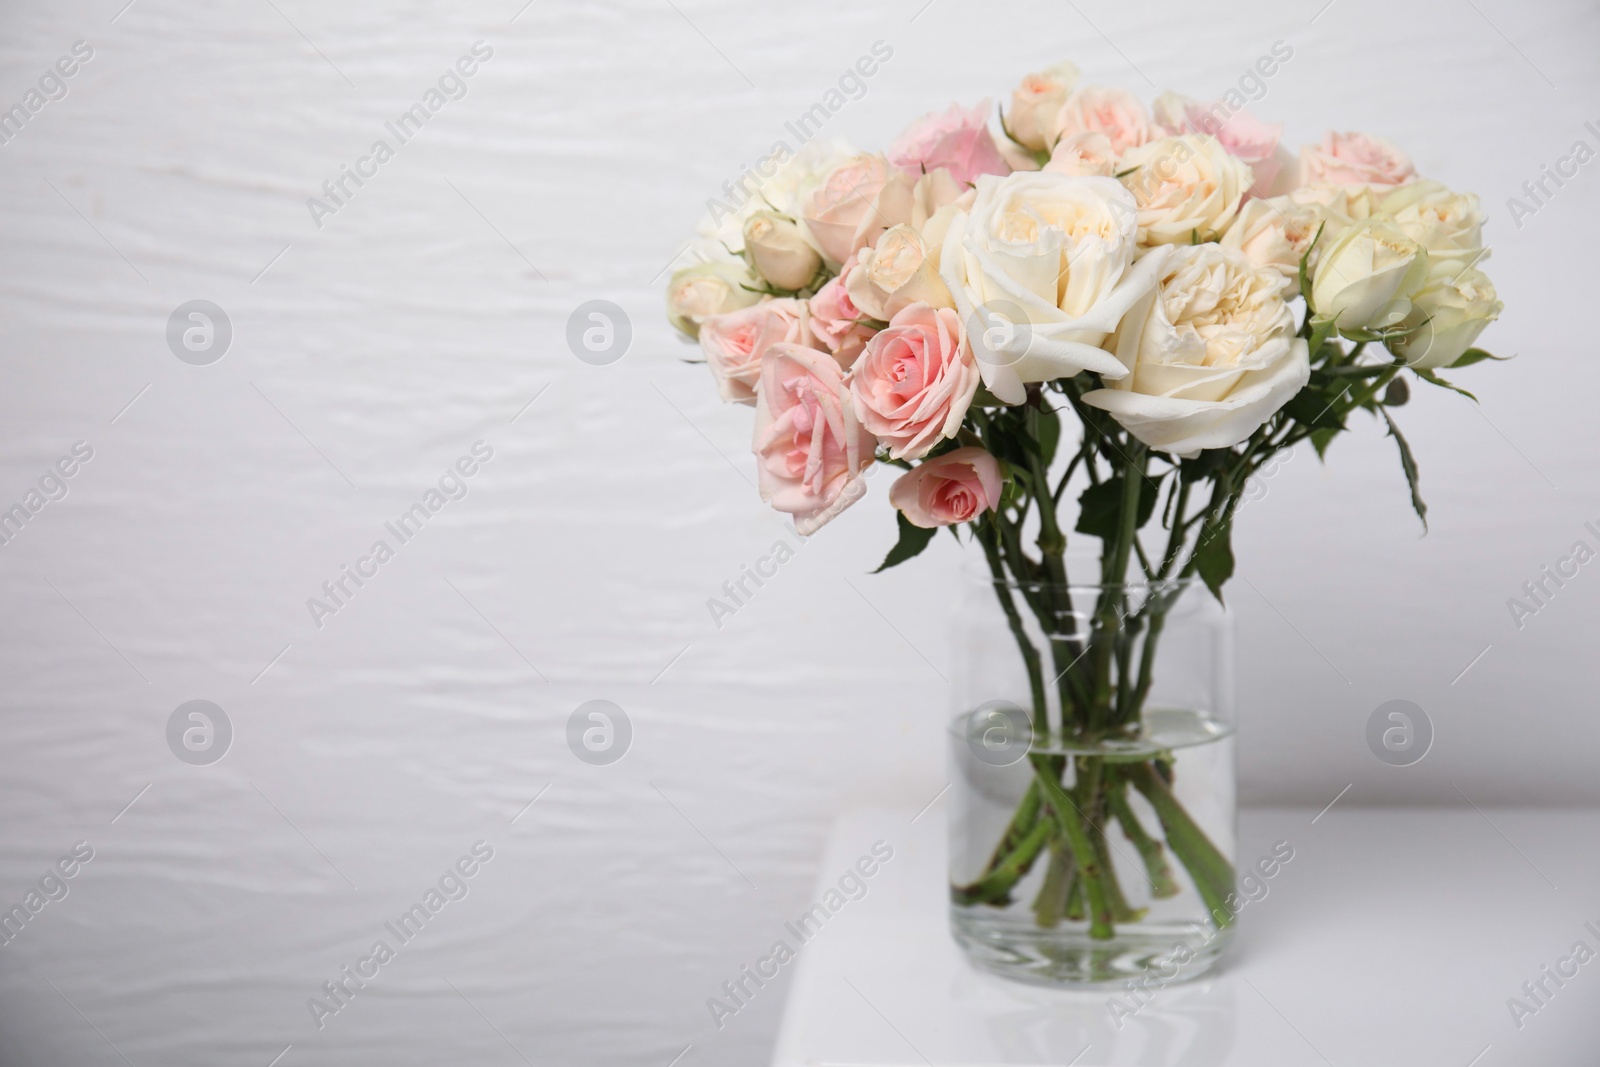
664 59 1503 947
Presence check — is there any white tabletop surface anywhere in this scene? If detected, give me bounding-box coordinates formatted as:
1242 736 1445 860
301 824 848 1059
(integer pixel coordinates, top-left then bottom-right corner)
769 806 1600 1066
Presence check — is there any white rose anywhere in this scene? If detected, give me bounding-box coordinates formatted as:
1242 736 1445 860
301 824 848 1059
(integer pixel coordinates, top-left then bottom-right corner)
1377 180 1485 259
1310 218 1429 333
742 212 822 291
1006 61 1081 152
1117 135 1252 246
1082 244 1310 456
1221 196 1324 296
666 259 761 338
846 224 954 321
1389 260 1502 369
696 137 858 253
938 172 1166 403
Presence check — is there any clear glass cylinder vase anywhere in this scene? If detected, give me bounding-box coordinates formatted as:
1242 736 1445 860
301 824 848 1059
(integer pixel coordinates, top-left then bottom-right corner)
948 572 1236 987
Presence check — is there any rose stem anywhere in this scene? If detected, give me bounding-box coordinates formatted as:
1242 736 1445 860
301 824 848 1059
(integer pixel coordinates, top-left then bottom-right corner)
1031 756 1115 939
1124 761 1235 927
952 816 1051 906
1031 840 1075 928
1106 772 1181 898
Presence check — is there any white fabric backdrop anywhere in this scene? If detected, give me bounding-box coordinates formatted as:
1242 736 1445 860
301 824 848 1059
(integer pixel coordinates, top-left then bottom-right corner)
0 0 1596 1063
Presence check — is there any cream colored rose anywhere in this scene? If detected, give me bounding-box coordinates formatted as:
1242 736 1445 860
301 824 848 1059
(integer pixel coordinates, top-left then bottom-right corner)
938 172 1167 403
1043 131 1115 177
742 212 823 291
846 224 954 321
1389 260 1502 370
666 259 762 338
1082 245 1310 456
911 167 972 226
1007 61 1080 152
1288 182 1379 249
1311 218 1429 333
1117 135 1252 246
1377 180 1485 259
1221 196 1323 296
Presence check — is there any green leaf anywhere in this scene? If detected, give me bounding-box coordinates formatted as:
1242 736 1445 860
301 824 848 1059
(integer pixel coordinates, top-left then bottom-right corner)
1412 367 1478 402
1449 347 1510 369
873 511 938 573
1307 317 1337 354
1193 519 1234 603
1179 449 1229 483
1380 409 1428 531
1075 473 1160 541
1298 220 1326 311
1383 377 1410 407
1282 385 1347 430
970 384 1007 408
1309 427 1338 460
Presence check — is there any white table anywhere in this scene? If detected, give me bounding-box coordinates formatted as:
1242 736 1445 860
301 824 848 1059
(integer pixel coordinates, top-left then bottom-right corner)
770 807 1600 1066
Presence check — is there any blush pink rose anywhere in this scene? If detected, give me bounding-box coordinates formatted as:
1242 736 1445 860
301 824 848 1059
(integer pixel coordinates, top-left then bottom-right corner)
1050 85 1155 157
886 101 1011 188
1299 130 1416 188
753 342 877 534
889 447 1002 529
802 154 916 266
808 258 877 369
849 303 979 460
699 299 813 405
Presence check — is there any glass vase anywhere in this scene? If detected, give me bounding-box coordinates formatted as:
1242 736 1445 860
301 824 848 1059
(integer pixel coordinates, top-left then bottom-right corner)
948 572 1236 987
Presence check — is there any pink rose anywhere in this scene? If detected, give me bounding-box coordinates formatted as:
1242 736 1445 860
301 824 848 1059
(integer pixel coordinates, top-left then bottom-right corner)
802 154 916 266
886 101 1011 188
889 447 1002 529
1043 131 1116 177
1050 86 1155 157
699 299 812 405
1154 94 1288 195
1299 130 1416 188
808 264 876 369
849 303 978 460
753 342 877 534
